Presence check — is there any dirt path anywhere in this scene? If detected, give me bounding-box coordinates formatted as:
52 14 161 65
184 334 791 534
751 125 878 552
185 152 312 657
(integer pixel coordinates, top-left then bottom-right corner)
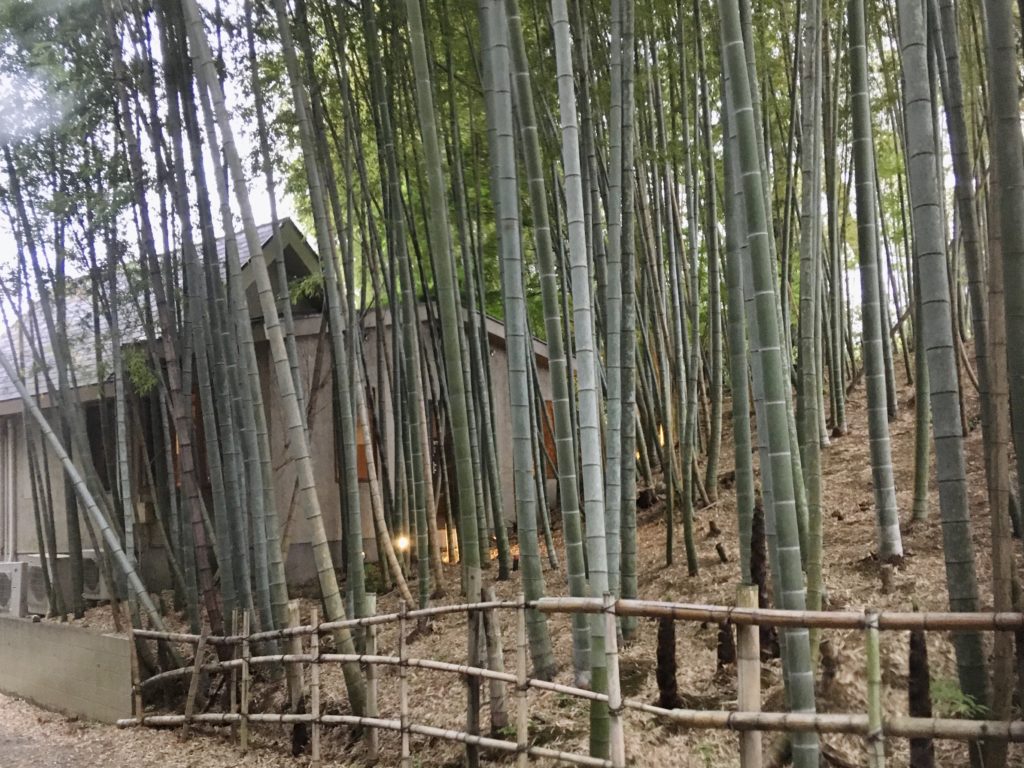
0 692 299 767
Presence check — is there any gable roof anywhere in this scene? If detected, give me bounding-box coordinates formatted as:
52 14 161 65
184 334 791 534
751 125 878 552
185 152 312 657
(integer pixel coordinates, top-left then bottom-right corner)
0 218 318 415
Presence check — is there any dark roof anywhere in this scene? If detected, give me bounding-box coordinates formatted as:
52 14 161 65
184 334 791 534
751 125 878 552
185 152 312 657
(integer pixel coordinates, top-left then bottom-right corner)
0 219 308 409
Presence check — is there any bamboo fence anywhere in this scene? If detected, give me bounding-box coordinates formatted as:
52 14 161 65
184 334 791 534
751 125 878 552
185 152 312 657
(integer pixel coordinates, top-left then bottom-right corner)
121 592 1024 767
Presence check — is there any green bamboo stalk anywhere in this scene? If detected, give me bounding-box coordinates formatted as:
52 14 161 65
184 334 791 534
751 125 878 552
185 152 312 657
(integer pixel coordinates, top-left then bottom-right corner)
181 0 364 711
849 0 904 563
897 0 988 720
719 2 820 765
551 0 611 748
478 0 557 680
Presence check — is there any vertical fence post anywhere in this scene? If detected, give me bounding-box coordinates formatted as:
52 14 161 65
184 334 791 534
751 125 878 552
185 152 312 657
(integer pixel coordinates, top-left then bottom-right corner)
241 610 250 752
467 598 481 768
603 592 626 768
515 594 529 768
483 586 509 733
365 593 379 762
286 601 305 715
182 632 207 740
865 612 885 768
399 599 411 767
736 585 762 768
129 630 143 725
310 607 321 767
230 609 239 740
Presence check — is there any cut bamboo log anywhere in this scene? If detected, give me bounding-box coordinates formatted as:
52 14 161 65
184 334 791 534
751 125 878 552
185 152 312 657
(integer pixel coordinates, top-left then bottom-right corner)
310 607 321 767
365 593 379 761
736 585 763 768
532 597 1024 632
129 598 1024 645
603 593 626 768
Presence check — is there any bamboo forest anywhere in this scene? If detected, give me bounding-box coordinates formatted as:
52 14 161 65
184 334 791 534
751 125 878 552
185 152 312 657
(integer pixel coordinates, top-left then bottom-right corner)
1 0 1023 766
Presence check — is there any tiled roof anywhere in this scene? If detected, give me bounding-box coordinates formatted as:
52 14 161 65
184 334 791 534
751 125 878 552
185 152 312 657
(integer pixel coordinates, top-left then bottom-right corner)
0 220 287 407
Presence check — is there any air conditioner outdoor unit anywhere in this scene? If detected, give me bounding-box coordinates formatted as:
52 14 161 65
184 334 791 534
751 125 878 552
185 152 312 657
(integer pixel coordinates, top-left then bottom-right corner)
0 561 26 618
81 548 113 601
23 553 73 616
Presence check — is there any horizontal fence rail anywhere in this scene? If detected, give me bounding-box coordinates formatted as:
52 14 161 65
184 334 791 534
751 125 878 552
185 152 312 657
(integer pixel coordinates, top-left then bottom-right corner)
121 593 1024 767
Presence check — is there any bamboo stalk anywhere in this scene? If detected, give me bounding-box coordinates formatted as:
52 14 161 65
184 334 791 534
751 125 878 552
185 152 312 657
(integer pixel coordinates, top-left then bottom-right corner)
603 594 626 768
365 593 379 761
241 611 250 752
399 600 410 767
736 585 762 768
182 633 207 740
516 594 529 768
865 613 886 767
310 607 321 767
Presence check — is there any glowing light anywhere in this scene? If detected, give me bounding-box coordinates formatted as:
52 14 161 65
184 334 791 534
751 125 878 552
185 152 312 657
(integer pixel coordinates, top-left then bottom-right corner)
396 535 410 552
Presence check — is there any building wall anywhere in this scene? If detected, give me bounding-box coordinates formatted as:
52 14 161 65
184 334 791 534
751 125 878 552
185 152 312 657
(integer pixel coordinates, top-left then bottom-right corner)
359 314 558 536
1 311 559 589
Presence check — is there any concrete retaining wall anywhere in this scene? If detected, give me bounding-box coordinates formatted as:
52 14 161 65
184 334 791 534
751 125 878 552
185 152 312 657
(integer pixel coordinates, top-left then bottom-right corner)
0 616 131 723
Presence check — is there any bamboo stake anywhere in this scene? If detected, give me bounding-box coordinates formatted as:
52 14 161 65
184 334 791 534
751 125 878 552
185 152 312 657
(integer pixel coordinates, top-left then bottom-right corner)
310 607 321 767
365 593 379 761
865 612 885 767
603 593 626 768
182 633 208 740
467 599 481 767
516 594 529 768
241 611 251 752
129 631 143 725
736 585 762 768
286 601 305 717
399 600 411 767
482 586 508 733
230 609 239 740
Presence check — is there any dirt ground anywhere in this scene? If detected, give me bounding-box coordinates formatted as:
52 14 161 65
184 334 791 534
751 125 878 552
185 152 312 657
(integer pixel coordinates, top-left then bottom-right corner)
0 691 299 767
8 378 1024 767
